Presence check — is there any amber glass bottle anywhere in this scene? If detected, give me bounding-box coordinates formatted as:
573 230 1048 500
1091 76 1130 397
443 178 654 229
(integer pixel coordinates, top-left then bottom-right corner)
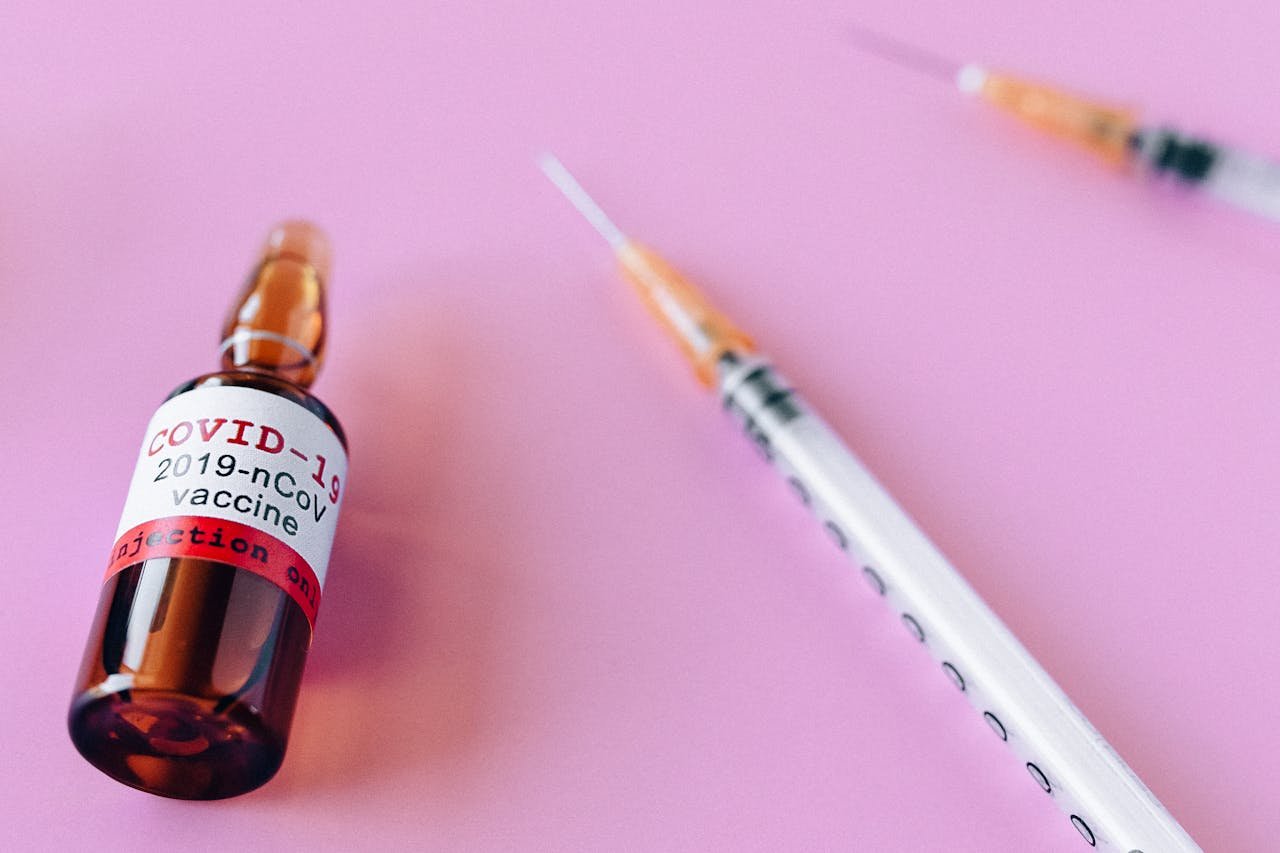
69 222 348 799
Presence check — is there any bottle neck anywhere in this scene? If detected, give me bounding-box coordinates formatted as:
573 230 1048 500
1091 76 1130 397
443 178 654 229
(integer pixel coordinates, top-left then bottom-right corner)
220 233 328 390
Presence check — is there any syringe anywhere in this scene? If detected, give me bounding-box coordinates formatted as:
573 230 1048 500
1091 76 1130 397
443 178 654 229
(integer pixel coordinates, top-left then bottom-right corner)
847 24 1280 224
538 153 1202 852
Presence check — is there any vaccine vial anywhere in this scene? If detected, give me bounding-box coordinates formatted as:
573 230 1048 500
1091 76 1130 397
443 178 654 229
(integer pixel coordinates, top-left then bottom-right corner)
68 222 348 799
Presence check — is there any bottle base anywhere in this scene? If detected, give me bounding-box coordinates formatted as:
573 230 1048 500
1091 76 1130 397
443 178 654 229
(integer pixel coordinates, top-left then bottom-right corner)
69 687 285 800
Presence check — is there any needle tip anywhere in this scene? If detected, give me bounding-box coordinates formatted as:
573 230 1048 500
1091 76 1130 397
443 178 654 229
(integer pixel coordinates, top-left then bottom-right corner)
534 150 562 178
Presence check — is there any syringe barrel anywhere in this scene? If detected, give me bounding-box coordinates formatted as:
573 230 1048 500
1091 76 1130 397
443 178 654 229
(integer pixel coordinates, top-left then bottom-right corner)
1133 127 1280 222
716 353 1201 852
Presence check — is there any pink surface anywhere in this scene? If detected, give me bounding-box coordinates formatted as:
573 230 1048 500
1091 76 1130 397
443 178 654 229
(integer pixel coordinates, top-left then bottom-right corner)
2 2 1278 850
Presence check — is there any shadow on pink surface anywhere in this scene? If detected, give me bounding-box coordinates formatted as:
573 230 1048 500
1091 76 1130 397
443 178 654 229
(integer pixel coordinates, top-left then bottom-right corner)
254 289 519 796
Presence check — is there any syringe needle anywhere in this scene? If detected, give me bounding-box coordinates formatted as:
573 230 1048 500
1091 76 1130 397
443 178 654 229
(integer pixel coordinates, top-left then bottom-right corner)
845 25 1137 164
537 153 629 250
537 153 754 386
845 23 962 84
539 164 1203 851
846 29 1280 221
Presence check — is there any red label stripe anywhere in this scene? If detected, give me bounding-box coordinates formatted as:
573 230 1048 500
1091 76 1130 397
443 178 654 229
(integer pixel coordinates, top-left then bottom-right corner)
106 515 322 627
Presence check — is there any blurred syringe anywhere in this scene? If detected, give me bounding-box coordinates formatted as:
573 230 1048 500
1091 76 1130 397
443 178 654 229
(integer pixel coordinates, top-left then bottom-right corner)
538 152 1201 852
847 24 1280 224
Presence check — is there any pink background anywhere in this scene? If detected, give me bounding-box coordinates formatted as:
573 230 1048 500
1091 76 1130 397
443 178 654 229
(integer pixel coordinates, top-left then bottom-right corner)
2 2 1278 850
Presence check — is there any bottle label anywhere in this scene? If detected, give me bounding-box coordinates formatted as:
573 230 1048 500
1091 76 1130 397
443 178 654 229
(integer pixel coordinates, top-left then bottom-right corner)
106 385 347 628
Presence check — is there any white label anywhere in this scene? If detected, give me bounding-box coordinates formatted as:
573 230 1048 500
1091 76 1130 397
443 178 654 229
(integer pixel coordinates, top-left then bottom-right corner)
108 385 347 623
